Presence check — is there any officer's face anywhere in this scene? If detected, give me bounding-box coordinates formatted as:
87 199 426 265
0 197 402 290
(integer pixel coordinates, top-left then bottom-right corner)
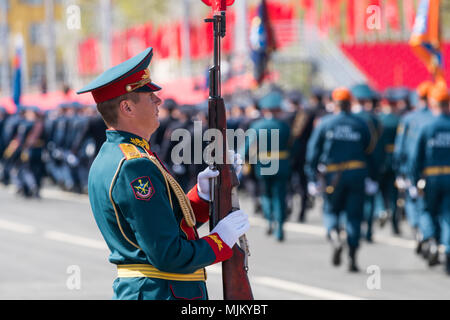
134 92 162 135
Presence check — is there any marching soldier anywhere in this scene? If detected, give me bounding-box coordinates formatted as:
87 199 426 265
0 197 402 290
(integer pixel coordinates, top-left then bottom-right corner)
1 108 24 185
244 91 291 241
77 47 249 300
351 84 382 242
375 88 403 235
285 90 315 222
17 107 46 198
393 81 435 253
411 84 450 272
306 88 374 272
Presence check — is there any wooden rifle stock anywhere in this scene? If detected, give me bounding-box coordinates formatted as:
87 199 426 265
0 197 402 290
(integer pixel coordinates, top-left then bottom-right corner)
205 11 253 300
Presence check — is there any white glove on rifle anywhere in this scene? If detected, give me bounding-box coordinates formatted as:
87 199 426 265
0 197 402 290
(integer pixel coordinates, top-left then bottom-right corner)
210 210 250 248
365 178 379 195
227 150 243 176
197 150 243 201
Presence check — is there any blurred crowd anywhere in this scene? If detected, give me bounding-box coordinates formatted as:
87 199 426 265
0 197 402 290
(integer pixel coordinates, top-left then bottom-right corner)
0 80 449 275
0 102 106 197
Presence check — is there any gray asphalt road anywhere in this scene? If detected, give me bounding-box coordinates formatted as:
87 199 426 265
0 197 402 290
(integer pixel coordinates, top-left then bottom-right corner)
0 184 449 300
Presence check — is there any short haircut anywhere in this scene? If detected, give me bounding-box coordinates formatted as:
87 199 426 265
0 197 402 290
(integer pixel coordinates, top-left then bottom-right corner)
96 92 140 127
337 100 351 111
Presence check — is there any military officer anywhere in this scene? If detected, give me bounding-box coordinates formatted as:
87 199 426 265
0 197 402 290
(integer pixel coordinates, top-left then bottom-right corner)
306 87 374 272
77 47 250 300
244 91 291 241
411 84 450 272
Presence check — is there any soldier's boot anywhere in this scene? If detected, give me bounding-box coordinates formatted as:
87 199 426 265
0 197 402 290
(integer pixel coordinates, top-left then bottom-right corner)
421 239 430 260
428 238 440 267
329 229 343 267
445 254 450 276
414 229 424 255
348 247 360 273
275 228 284 242
378 210 389 228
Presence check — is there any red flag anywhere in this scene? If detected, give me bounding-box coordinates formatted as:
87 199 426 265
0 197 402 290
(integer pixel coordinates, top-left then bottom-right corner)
77 38 101 75
347 0 356 41
301 0 316 26
386 0 400 31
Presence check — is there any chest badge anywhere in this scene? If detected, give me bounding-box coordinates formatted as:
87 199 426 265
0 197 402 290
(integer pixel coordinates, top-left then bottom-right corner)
130 176 155 201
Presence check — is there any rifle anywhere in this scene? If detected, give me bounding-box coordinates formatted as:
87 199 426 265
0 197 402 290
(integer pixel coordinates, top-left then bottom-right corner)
201 0 254 300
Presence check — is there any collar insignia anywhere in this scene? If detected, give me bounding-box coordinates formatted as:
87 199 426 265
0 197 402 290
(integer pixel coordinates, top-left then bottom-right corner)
130 137 150 151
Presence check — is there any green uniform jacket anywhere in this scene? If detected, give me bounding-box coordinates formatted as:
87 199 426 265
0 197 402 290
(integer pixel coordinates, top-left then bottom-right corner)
88 130 232 300
245 117 291 178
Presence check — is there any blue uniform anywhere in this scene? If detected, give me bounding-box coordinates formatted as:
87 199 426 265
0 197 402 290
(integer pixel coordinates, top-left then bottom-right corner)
412 113 450 255
375 111 401 234
354 108 382 241
394 106 434 232
247 116 291 241
306 111 373 250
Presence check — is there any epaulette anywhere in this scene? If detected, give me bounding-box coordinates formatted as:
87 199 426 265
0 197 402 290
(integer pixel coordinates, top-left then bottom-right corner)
119 143 145 160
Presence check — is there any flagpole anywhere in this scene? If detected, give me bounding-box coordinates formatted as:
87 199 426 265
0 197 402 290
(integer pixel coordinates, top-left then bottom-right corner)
181 0 192 78
100 0 112 70
45 0 57 92
0 0 10 95
234 0 248 63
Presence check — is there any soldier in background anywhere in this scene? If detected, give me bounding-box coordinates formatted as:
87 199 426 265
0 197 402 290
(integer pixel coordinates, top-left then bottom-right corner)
16 107 46 197
394 81 435 253
351 84 382 243
150 98 177 155
306 88 374 272
309 87 329 119
239 97 263 214
1 108 24 185
0 107 8 170
159 104 196 192
375 88 403 235
285 89 315 222
244 91 291 241
411 84 450 273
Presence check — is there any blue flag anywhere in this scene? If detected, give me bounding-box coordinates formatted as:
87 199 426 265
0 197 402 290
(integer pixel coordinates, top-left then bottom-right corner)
12 45 23 109
249 0 276 86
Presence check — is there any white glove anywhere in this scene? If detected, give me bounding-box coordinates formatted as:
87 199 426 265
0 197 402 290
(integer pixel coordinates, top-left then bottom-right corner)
227 150 243 176
365 178 379 195
308 182 319 196
210 210 250 248
197 167 219 201
197 150 243 201
395 177 406 190
408 186 418 199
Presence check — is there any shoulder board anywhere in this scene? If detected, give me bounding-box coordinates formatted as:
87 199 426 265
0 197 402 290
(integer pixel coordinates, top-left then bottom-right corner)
119 143 144 160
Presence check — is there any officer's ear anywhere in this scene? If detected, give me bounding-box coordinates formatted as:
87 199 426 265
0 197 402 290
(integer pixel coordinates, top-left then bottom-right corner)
118 99 136 119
